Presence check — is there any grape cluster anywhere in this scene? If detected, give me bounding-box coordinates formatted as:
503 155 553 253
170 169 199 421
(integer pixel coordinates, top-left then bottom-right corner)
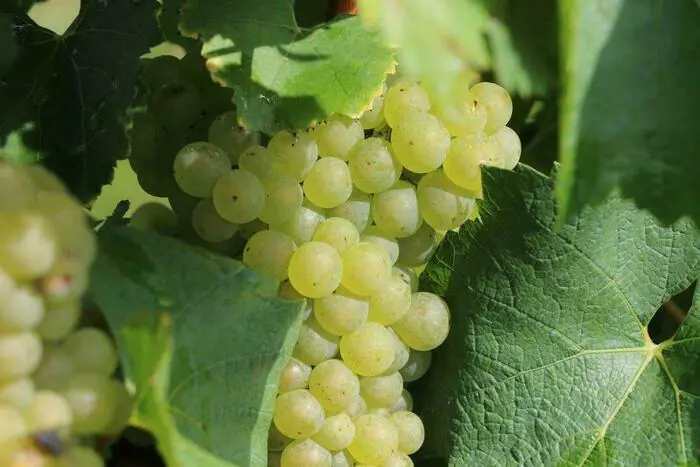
0 159 132 467
160 77 519 467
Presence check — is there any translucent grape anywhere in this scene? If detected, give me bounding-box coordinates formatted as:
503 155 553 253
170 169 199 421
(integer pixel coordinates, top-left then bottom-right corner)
0 211 57 280
345 394 368 420
433 89 487 136
339 323 395 376
173 142 230 197
274 389 325 439
368 273 411 325
312 412 355 451
391 112 450 173
383 452 415 467
303 157 353 209
238 145 276 182
360 84 387 130
371 181 423 238
396 223 440 267
259 176 304 225
0 405 26 450
55 446 105 467
348 138 402 193
314 288 368 336
360 226 399 265
273 203 326 246
383 81 430 128
360 372 403 408
393 292 449 351
36 300 81 341
492 126 521 169
269 131 319 182
37 256 89 307
192 199 239 243
0 332 42 380
0 283 45 332
384 328 410 374
470 81 513 134
288 242 342 298
390 411 425 454
208 110 260 164
347 414 399 465
417 169 476 231
151 82 204 131
312 217 360 254
63 328 118 377
388 389 413 413
244 230 297 281
330 450 355 467
278 358 311 393
61 373 117 434
328 189 372 234
129 203 178 236
364 406 391 417
293 316 340 365
392 266 419 293
309 359 360 413
442 135 484 193
23 390 72 433
399 350 432 382
314 115 364 160
0 377 34 407
212 169 265 223
103 381 133 435
281 438 332 467
341 242 392 296
239 219 269 240
33 345 74 391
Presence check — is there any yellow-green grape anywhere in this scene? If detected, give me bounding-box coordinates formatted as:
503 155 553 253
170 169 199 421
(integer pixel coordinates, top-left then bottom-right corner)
388 389 413 413
339 323 395 376
150 81 204 131
328 189 372 234
390 112 450 173
341 242 392 296
312 217 360 254
192 199 239 243
278 358 311 393
303 157 353 209
278 280 312 321
103 381 134 435
33 345 73 391
393 292 449 351
0 212 57 280
208 110 260 164
129 202 178 236
396 223 440 268
330 450 355 467
173 142 230 198
238 145 276 182
368 273 411 325
0 378 34 407
274 389 326 439
309 359 360 413
293 316 340 365
239 219 269 240
383 452 415 467
443 135 489 193
385 328 410 374
345 394 368 420
23 389 72 433
37 255 88 307
269 130 319 182
0 159 35 210
392 266 418 293
313 412 356 451
0 405 26 451
212 169 266 223
470 81 513 134
492 126 521 169
259 176 304 225
269 423 293 452
360 84 387 130
400 350 432 382
360 372 403 408
61 373 118 434
0 333 42 380
243 230 297 281
361 226 399 265
63 327 118 377
55 446 105 467
314 288 368 336
0 280 44 332
288 242 342 298
314 115 364 160
383 81 430 128
371 181 423 238
36 300 81 341
417 169 476 231
390 411 425 455
348 138 402 193
433 89 487 137
273 203 326 246
281 438 332 467
348 414 399 465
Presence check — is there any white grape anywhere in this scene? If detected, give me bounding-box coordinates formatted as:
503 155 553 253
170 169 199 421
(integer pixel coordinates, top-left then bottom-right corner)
63 327 118 376
361 226 399 265
103 380 133 435
368 273 411 325
33 345 74 391
348 138 402 193
274 389 325 439
396 223 440 268
417 169 476 231
330 450 355 467
360 84 387 130
312 412 356 451
0 332 42 380
390 411 425 454
347 414 399 465
208 110 259 164
313 115 364 160
314 288 369 336
23 389 72 433
0 211 57 280
212 169 266 223
269 131 319 182
303 157 353 209
61 373 117 434
288 242 343 298
238 145 276 182
345 394 368 420
384 328 410 374
259 176 305 225
312 217 360 253
0 377 34 408
278 358 311 393
360 372 403 408
36 300 81 341
173 142 230 197
388 389 413 413
339 323 395 376
0 405 27 450
470 81 513 134
400 350 432 382
383 452 415 467
390 112 450 173
244 230 297 281
309 359 360 413
280 438 332 467
371 181 423 238
392 292 450 351
383 81 430 128
192 199 239 243
273 202 326 245
392 266 419 293
341 242 392 296
328 189 372 234
433 89 487 137
0 283 45 332
492 126 521 169
293 316 340 365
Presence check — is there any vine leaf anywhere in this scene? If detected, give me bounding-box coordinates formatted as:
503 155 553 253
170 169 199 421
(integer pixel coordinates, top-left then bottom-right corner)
90 228 304 467
558 0 700 226
416 164 700 465
0 0 161 202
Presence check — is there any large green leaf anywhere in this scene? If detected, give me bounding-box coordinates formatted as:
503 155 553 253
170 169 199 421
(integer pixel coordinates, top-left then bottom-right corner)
416 165 700 465
0 0 160 202
558 0 700 226
90 228 304 467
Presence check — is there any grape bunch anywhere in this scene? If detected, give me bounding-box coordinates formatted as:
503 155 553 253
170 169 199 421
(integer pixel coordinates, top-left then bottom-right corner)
0 159 132 467
159 76 519 467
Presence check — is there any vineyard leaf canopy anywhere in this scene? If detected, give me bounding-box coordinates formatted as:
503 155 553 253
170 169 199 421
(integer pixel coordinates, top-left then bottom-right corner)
90 228 304 467
0 0 160 202
558 0 700 226
180 1 393 133
417 165 700 465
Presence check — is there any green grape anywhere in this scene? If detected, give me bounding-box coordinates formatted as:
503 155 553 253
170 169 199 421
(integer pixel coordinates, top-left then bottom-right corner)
399 350 432 382
364 406 391 417
269 131 319 182
368 273 411 325
103 381 134 435
339 323 395 376
274 389 325 439
385 327 410 374
314 288 368 336
0 332 42 380
191 199 239 243
61 373 118 435
312 217 360 253
361 226 399 265
313 412 356 451
442 135 484 193
151 82 204 131
293 316 340 365
417 169 476 231
173 142 230 197
309 359 360 413
288 242 343 298
239 219 269 240
341 242 392 296
238 145 276 182
433 89 487 136
303 157 353 209
0 405 26 449
281 438 332 467
328 189 372 234
345 394 368 420
0 377 34 408
390 112 450 173
129 202 178 236
259 176 304 225
33 345 74 391
23 389 72 433
38 257 89 307
273 203 326 246
347 414 399 465
388 389 413 414
393 292 449 351
360 372 403 408
36 300 81 342
212 169 266 223
0 281 44 332
330 450 355 467
392 266 419 293
492 126 521 170
243 230 297 281
470 81 513 134
396 223 439 267
313 115 364 160
360 84 387 130
383 81 430 128
208 110 260 164
0 211 57 280
371 181 423 238
278 358 312 393
56 446 105 467
383 452 415 467
63 328 118 377
135 162 179 198
348 138 402 194
390 411 425 455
